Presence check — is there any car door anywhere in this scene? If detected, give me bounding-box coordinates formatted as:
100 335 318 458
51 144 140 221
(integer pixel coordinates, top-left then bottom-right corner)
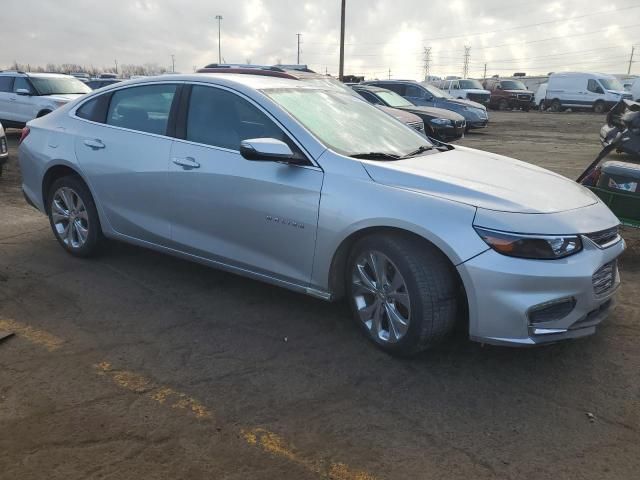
12 77 36 122
73 82 179 244
585 78 604 107
404 84 430 106
0 76 16 122
168 83 323 286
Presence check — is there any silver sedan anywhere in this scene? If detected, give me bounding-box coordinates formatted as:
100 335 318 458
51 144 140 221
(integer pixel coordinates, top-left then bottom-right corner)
18 74 624 355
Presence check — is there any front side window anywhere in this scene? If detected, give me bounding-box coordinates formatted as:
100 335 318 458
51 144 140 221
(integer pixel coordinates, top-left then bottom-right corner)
0 76 14 93
29 76 91 95
107 84 177 135
265 88 432 158
13 77 33 94
405 85 425 98
378 83 405 96
459 79 484 90
587 79 603 94
186 85 288 150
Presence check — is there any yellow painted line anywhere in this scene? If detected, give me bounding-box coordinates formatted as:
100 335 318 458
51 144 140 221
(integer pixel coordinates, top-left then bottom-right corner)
242 428 377 480
94 362 212 420
96 361 376 479
0 318 64 351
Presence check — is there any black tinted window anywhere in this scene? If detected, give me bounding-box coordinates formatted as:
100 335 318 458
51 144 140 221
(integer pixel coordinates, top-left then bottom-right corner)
357 90 382 105
186 85 287 150
405 85 424 97
107 84 176 135
382 83 406 96
0 76 14 92
76 94 110 122
587 79 603 94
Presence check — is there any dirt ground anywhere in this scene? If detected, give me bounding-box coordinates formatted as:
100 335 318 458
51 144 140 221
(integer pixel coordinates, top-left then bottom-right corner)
1 111 639 480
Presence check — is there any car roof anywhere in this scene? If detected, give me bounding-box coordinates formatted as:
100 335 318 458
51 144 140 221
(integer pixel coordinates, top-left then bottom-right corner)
0 71 75 79
352 85 391 93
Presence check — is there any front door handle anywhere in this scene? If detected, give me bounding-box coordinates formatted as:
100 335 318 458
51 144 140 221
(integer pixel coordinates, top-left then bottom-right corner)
172 156 200 169
83 139 105 150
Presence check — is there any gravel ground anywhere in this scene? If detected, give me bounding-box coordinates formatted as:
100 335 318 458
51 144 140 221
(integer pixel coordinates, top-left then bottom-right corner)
0 111 638 480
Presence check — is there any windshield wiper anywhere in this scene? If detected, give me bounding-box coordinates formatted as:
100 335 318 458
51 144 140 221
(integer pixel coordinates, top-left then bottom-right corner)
350 152 401 160
400 145 433 159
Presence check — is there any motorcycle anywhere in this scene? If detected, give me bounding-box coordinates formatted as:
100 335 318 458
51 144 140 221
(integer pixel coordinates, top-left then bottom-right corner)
578 100 640 228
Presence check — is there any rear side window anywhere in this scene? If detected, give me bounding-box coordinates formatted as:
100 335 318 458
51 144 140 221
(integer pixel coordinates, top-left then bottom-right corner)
357 90 382 105
185 85 288 151
76 94 111 122
107 84 177 135
383 83 406 96
0 76 14 92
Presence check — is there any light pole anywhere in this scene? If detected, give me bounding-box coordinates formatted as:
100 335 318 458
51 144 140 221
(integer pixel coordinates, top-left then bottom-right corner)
171 54 175 73
215 15 223 64
338 0 345 81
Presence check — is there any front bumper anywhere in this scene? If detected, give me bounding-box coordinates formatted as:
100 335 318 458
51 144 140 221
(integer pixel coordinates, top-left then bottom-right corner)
458 236 625 346
432 121 465 141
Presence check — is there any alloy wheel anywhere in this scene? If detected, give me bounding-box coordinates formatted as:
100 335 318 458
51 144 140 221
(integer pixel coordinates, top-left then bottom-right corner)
51 187 90 249
351 250 411 344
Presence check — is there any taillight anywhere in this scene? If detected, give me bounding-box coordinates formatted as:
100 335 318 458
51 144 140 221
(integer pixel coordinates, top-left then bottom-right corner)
18 127 30 145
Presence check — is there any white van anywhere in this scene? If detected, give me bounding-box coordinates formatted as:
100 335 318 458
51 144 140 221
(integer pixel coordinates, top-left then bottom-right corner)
534 83 547 110
545 72 632 113
435 78 490 106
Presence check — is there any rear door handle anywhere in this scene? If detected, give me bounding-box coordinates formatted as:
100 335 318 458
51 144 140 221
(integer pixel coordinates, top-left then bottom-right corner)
172 156 200 169
83 139 105 150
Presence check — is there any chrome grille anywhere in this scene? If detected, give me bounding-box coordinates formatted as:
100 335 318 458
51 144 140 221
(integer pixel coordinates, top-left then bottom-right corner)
585 226 620 248
408 121 424 133
592 261 617 295
517 94 532 101
0 137 6 154
468 93 490 104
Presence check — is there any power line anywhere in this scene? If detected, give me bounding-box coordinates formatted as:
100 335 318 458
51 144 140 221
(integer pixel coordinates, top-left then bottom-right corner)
423 47 431 80
296 33 302 64
462 46 471 78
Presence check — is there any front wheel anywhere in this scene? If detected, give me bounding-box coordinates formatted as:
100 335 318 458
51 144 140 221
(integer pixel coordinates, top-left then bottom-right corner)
593 101 606 114
47 175 103 257
346 234 459 356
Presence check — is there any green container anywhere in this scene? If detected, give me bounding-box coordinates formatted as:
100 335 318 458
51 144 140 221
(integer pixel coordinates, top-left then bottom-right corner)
587 186 640 228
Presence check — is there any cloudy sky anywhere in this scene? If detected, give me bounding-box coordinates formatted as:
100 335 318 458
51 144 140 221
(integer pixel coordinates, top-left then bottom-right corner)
2 0 638 79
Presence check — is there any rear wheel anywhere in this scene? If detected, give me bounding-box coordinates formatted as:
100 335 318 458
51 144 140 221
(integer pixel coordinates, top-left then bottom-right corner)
593 100 606 114
47 175 102 257
346 234 459 356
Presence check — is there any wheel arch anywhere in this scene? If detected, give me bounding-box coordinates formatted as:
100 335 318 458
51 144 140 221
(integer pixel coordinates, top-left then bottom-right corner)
327 226 469 318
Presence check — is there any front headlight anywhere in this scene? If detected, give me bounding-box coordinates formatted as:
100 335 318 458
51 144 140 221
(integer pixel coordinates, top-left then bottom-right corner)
430 118 452 126
474 227 582 260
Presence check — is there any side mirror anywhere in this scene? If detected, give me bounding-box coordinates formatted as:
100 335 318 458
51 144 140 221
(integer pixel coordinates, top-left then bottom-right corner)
240 138 296 162
16 88 32 96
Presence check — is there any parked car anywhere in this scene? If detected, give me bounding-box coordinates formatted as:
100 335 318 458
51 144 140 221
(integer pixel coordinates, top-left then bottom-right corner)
352 85 466 141
631 78 640 102
545 72 632 113
87 78 121 90
362 80 488 130
0 122 8 176
0 71 91 128
482 78 533 111
99 73 118 79
432 79 490 106
19 74 624 354
70 72 91 82
534 83 548 110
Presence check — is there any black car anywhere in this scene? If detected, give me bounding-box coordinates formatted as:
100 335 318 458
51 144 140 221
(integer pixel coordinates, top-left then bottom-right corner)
352 85 466 141
86 79 121 90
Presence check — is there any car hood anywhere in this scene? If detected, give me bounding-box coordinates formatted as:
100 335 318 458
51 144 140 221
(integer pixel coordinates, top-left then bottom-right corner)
43 94 86 103
606 89 628 96
464 88 491 95
440 97 485 110
360 145 598 213
504 90 532 95
398 105 464 121
377 105 422 124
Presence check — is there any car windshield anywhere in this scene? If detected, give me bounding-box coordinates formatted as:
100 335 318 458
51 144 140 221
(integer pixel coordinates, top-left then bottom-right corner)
265 88 432 158
501 80 526 90
419 83 451 98
375 90 413 107
30 77 91 95
459 79 484 89
599 78 625 91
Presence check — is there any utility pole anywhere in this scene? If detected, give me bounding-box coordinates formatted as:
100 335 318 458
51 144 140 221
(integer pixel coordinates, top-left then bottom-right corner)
463 46 471 78
296 33 302 64
388 68 391 80
483 63 487 80
423 47 431 81
215 15 223 64
114 59 118 74
171 54 175 73
338 0 346 81
628 46 636 75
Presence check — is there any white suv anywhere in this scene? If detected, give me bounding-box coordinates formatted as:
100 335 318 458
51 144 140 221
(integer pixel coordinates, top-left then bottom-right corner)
0 71 91 128
434 79 490 106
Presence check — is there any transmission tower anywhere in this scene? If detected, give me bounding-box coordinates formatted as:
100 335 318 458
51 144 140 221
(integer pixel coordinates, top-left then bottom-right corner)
463 46 471 78
423 47 432 80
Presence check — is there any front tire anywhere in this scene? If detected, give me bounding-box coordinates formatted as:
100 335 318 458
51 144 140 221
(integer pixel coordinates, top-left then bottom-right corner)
47 175 102 257
346 234 459 356
593 100 606 114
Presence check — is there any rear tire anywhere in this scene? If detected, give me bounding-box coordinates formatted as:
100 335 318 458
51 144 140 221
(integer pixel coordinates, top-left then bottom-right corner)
47 175 103 257
346 233 459 356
